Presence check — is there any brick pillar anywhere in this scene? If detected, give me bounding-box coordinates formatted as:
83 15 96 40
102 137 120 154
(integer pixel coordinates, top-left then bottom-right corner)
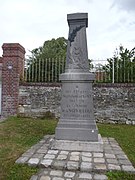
1 43 25 117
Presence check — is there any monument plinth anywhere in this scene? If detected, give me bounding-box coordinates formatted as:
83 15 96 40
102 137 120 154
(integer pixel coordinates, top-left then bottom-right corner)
53 13 103 151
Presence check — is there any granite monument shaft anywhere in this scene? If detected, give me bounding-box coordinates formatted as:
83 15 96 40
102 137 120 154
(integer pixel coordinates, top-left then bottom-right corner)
55 13 99 142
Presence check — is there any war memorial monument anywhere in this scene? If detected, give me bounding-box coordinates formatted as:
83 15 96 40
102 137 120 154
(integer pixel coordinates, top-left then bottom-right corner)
15 13 135 179
53 13 103 151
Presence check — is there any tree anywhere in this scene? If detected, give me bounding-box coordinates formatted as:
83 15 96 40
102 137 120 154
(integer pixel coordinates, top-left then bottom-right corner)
30 37 67 59
88 59 94 70
103 45 135 83
25 37 67 82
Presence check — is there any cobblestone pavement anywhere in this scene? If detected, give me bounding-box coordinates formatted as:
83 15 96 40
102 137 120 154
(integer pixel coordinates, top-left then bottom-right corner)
16 135 135 180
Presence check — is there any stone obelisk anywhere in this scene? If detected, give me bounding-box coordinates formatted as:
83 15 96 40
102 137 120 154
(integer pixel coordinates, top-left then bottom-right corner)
53 13 103 151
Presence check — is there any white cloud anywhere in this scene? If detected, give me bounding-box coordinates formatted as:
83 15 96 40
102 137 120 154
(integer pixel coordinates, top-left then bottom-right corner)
0 0 135 60
112 0 135 12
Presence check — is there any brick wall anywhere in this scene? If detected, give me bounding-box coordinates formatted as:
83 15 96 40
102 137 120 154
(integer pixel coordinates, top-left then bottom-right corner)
0 57 2 80
1 43 25 117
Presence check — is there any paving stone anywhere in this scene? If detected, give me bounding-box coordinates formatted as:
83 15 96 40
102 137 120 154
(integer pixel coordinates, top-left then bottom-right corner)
79 172 92 179
103 137 108 141
28 158 39 167
39 140 46 143
103 141 109 144
40 159 53 167
110 142 119 146
15 156 29 164
64 171 75 178
122 165 135 172
93 174 108 180
53 160 66 170
52 177 64 180
50 170 63 176
93 153 103 157
17 135 135 180
106 158 118 164
27 148 36 154
118 159 132 165
70 155 79 161
37 149 48 153
94 164 107 171
104 145 112 148
82 156 92 162
44 154 55 159
71 152 80 156
111 144 120 148
113 150 123 155
82 152 92 157
104 145 110 148
112 147 122 152
104 149 114 154
110 141 119 144
22 152 34 157
116 154 128 160
94 158 105 163
40 176 51 180
41 170 49 175
34 144 43 148
108 164 121 171
104 145 112 149
47 150 59 155
57 154 68 160
80 162 92 171
113 150 125 155
30 175 38 180
41 145 49 149
67 161 79 170
45 135 54 139
110 140 118 144
32 153 44 158
105 153 116 159
30 145 41 151
60 151 69 155
104 148 113 152
108 137 115 141
45 144 51 148
112 146 121 150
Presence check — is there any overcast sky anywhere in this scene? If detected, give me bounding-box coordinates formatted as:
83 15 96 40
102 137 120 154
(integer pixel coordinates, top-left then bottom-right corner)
0 0 135 60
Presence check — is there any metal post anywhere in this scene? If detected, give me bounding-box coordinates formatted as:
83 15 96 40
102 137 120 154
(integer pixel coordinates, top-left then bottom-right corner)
112 58 115 83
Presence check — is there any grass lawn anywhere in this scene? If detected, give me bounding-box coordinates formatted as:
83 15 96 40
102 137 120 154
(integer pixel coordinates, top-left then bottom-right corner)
0 116 57 180
98 124 135 180
0 117 135 180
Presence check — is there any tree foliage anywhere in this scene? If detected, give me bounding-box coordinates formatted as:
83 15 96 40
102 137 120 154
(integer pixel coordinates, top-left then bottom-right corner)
25 37 67 82
103 45 135 83
29 37 67 60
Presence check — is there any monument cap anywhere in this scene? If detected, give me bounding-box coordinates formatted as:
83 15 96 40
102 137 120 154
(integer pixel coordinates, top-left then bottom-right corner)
67 13 88 27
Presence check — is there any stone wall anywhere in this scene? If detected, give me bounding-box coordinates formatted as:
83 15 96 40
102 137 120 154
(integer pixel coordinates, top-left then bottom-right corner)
19 83 61 118
19 83 135 125
93 84 135 125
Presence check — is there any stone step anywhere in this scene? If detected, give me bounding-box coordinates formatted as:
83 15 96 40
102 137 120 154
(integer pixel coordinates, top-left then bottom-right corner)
30 169 108 180
15 135 135 175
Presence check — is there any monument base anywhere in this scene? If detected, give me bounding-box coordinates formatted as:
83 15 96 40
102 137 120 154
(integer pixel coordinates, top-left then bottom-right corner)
51 134 103 152
55 126 99 141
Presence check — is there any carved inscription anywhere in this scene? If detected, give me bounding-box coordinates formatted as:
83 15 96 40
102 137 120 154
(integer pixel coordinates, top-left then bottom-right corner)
61 87 93 119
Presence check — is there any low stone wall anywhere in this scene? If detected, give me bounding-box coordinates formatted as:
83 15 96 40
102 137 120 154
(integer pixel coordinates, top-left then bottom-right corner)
93 84 135 125
19 83 61 118
19 83 135 125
